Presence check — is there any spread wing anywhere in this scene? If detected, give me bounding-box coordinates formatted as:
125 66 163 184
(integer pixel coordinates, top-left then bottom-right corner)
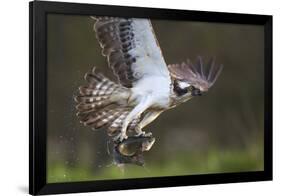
92 17 170 88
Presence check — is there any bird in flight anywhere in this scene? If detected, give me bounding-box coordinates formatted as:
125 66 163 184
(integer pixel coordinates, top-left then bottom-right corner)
75 17 223 163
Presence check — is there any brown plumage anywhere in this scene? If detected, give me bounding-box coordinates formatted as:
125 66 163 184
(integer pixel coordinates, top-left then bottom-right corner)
92 17 138 88
74 67 141 137
168 57 223 92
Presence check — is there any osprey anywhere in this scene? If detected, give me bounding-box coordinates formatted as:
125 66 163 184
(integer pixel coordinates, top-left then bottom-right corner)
75 17 223 147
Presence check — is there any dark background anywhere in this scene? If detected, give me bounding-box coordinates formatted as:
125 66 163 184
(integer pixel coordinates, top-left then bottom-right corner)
47 14 264 183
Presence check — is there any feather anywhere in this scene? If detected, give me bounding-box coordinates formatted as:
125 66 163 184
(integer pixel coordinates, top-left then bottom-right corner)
107 110 130 136
74 95 109 103
75 68 143 136
168 57 223 91
92 17 170 88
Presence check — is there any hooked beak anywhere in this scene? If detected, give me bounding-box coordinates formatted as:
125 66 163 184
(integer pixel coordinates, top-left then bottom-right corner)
192 89 202 96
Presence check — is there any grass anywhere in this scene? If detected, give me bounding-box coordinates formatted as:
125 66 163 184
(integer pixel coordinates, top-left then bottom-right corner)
47 146 263 183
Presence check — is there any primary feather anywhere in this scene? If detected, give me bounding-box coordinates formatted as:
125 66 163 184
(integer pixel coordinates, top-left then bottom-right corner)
93 17 170 88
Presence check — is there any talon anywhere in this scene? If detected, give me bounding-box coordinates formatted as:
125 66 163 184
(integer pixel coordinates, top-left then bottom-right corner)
136 131 146 137
113 132 128 142
144 132 152 137
135 131 152 138
135 126 147 137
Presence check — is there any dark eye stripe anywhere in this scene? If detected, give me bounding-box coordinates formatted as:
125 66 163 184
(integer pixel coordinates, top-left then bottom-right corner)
174 82 188 96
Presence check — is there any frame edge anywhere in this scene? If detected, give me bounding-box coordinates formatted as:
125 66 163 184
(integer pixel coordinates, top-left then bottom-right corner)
29 1 34 195
29 1 273 195
263 15 273 181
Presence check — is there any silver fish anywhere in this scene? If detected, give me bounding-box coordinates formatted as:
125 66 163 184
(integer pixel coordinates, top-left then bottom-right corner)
112 135 155 166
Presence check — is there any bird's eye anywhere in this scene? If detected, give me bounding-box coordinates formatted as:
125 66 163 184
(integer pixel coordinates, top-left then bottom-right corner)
191 88 202 96
188 86 194 91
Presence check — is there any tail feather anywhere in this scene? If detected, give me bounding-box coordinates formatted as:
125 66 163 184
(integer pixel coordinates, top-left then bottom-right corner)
107 110 130 136
84 69 105 83
95 109 125 129
106 110 141 136
82 109 110 127
74 95 109 103
78 84 116 96
76 100 111 111
75 67 136 135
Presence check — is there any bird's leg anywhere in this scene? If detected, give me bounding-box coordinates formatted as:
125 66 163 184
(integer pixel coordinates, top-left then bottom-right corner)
113 96 152 142
134 125 146 137
135 110 163 137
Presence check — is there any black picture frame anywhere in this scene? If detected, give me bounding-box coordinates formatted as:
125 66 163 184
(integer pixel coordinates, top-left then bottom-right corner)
29 0 273 195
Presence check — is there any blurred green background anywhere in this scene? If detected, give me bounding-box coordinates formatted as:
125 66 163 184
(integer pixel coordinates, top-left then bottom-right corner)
47 14 264 183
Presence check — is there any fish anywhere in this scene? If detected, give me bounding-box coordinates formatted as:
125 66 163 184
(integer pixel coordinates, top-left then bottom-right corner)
111 135 155 166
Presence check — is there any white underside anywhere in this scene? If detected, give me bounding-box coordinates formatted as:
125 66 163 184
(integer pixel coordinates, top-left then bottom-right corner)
131 75 171 109
112 18 173 141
